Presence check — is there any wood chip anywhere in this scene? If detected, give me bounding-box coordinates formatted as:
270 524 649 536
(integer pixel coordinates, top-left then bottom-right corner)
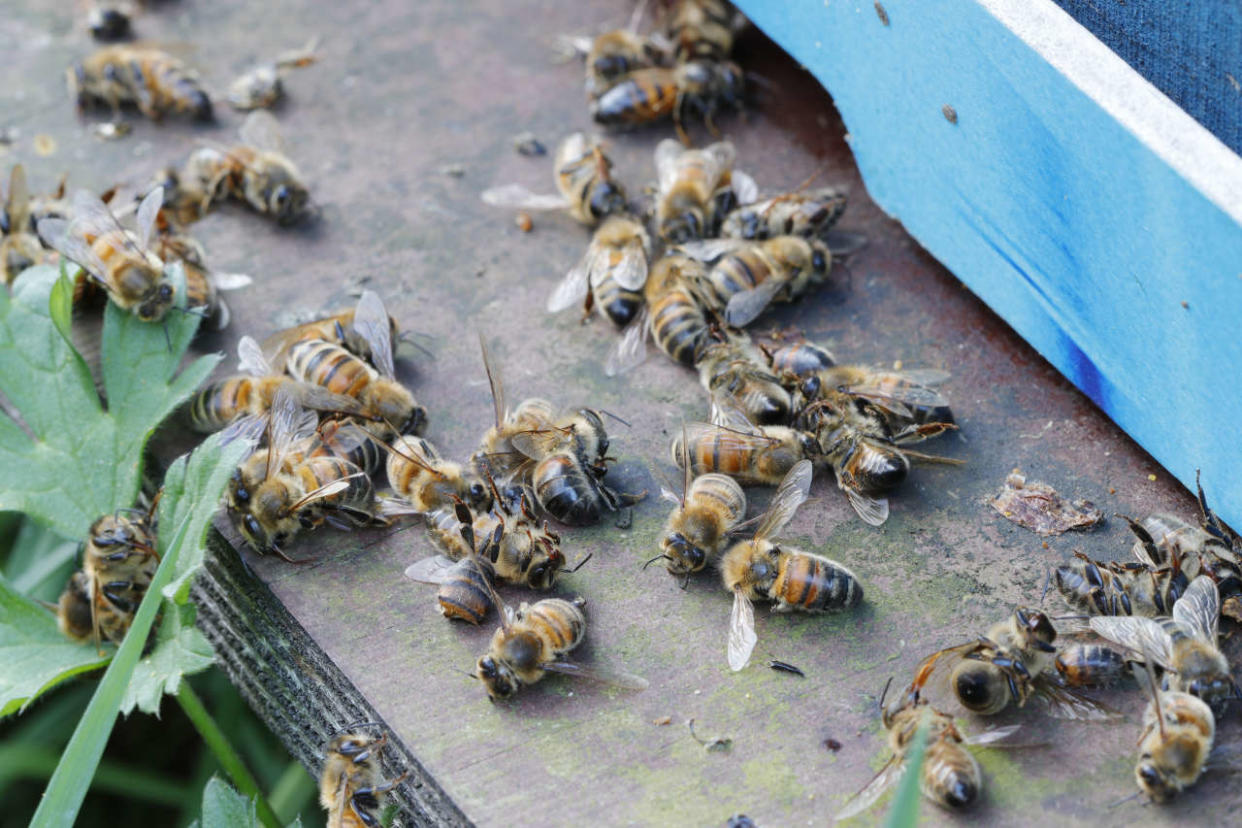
515 212 532 232
989 468 1103 536
652 716 672 726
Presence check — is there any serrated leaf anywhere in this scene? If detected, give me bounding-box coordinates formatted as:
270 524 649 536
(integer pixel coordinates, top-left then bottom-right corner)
0 575 110 717
121 603 215 716
200 776 261 828
0 264 219 540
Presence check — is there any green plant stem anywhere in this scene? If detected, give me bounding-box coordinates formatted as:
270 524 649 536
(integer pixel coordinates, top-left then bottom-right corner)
268 759 317 824
0 744 191 808
175 683 282 828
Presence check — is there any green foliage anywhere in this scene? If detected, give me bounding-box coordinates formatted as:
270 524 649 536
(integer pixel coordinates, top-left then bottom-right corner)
122 604 214 716
0 264 218 539
884 712 928 828
198 776 260 828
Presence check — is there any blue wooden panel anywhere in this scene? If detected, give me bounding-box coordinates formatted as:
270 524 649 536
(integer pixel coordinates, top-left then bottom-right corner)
736 0 1242 529
1051 0 1242 157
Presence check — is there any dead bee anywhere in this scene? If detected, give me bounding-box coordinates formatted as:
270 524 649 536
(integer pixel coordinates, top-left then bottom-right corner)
69 45 212 121
86 2 135 41
796 364 953 426
666 0 737 62
671 420 814 487
227 38 319 111
1 165 47 283
470 337 557 484
319 726 408 828
149 224 251 330
697 332 791 426
1054 641 1129 688
579 29 670 97
547 213 651 327
482 132 628 226
763 338 837 379
653 139 756 243
605 252 714 376
591 60 745 146
721 187 848 241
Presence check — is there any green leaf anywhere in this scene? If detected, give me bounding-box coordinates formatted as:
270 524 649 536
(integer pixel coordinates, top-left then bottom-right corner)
884 712 929 828
0 575 110 717
3 516 80 602
30 435 244 828
200 776 262 828
0 264 218 540
121 603 215 716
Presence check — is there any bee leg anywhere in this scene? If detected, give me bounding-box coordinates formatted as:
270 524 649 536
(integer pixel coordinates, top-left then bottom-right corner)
580 289 595 324
702 102 722 139
673 92 693 147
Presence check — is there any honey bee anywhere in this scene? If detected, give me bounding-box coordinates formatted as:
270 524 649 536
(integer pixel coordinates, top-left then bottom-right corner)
382 434 491 514
912 608 1119 720
86 2 135 41
653 139 756 243
474 595 648 700
836 678 1021 820
260 297 403 375
546 213 651 327
470 338 557 483
604 252 714 376
149 227 252 329
590 60 745 146
1091 576 1241 714
581 29 669 96
38 187 174 321
406 507 504 624
794 385 960 526
56 571 97 643
319 727 408 828
1053 550 1188 617
679 235 835 328
188 336 363 433
720 460 863 670
227 37 319 111
650 432 746 581
666 0 737 62
671 420 814 486
762 338 836 379
1 165 49 283
481 132 628 226
721 187 848 241
697 332 791 426
1131 662 1215 803
227 388 377 559
1054 641 1129 688
284 291 427 435
796 365 954 427
68 45 213 121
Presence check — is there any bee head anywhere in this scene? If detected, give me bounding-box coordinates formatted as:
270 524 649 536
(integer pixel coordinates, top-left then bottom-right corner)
660 208 703 244
1186 676 1236 713
477 655 518 700
809 240 830 276
1015 607 1057 650
88 7 132 41
269 182 309 225
588 180 628 220
1136 758 1178 803
662 532 706 575
237 513 267 551
526 551 564 591
137 279 175 322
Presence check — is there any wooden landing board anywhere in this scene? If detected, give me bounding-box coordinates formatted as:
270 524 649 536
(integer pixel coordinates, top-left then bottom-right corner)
737 0 1242 533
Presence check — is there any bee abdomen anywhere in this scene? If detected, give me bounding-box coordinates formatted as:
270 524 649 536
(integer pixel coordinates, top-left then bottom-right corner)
526 598 587 654
651 290 708 365
189 378 249 432
532 455 603 526
438 558 496 625
780 554 863 611
590 72 678 125
595 280 644 327
287 340 373 397
922 740 980 809
1055 643 1128 687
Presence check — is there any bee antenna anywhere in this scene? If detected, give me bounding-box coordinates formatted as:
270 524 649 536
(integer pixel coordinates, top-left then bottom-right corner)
1107 791 1143 809
1038 566 1052 606
878 676 894 713
565 552 593 574
641 553 670 570
598 409 631 428
680 571 691 590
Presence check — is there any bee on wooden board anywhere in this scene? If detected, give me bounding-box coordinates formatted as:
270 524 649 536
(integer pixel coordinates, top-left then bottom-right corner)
762 337 837 380
579 28 671 97
380 434 492 515
481 132 628 226
671 419 815 487
1130 657 1216 804
68 45 212 121
721 460 863 671
406 503 507 625
470 337 558 484
604 252 714 376
1 165 48 283
590 59 745 146
835 678 1022 820
1053 549 1188 619
653 139 757 243
282 291 428 436
38 187 176 322
160 111 311 225
1091 576 1241 714
720 186 848 241
474 594 648 701
1054 641 1130 688
148 224 252 329
697 331 791 426
546 212 651 327
911 608 1119 720
227 37 319 111
259 293 404 376
320 725 408 828
666 0 738 62
795 364 953 427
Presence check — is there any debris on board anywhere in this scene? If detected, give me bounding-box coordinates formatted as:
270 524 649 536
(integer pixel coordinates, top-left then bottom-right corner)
990 469 1104 536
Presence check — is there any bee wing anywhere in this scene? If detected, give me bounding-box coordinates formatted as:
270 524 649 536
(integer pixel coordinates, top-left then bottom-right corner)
835 756 905 822
728 588 758 671
479 334 505 429
543 659 649 691
6 164 30 224
1089 616 1175 670
963 724 1023 746
845 381 950 412
844 486 890 526
1173 575 1220 643
37 216 107 279
546 250 593 313
1032 676 1123 721
825 230 869 258
509 428 570 460
209 271 254 291
699 141 737 187
134 186 164 251
353 290 396 378
730 169 759 205
267 386 318 469
708 393 761 432
288 382 365 416
654 138 685 194
238 110 287 153
604 305 649 377
403 555 460 585
675 238 745 263
237 335 275 376
753 459 813 540
723 278 784 328
219 413 267 449
606 237 649 290
480 183 570 212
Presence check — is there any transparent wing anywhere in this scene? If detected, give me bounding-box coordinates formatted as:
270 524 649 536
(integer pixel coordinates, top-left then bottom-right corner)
825 230 869 257
237 335 275 376
543 659 649 690
723 278 784 328
698 141 737 188
353 290 396 378
676 238 745 262
846 382 950 411
287 475 360 512
754 459 813 540
479 334 505 428
210 271 254 290
219 413 267 449
604 306 650 376
605 237 649 290
546 252 592 312
727 588 757 671
1089 616 1175 670
654 139 684 194
134 186 164 250
69 189 127 238
238 110 287 153
510 428 571 460
844 487 889 526
659 486 681 505
267 386 318 471
480 183 570 212
37 217 107 279
964 724 1023 746
403 555 459 585
730 169 758 205
1032 677 1123 721
1173 575 1220 643
835 757 904 822
288 382 364 415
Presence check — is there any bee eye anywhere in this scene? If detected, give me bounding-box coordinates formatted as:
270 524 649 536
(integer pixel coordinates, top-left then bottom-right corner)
244 515 262 538
234 485 249 504
273 186 291 210
812 249 826 272
158 284 173 301
687 547 705 568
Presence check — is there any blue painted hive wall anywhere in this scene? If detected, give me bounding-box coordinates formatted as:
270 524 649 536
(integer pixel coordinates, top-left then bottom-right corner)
735 0 1242 528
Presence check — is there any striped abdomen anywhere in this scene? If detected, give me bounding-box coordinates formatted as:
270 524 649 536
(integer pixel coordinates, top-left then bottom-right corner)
921 738 981 810
768 341 836 377
1053 556 1185 616
523 598 587 656
700 249 775 311
308 420 385 476
287 339 376 397
532 454 605 526
188 376 266 432
290 456 374 519
591 68 679 126
673 423 807 486
771 551 862 612
1055 642 1128 687
135 54 212 119
650 284 708 365
834 437 909 496
437 557 497 625
685 473 747 532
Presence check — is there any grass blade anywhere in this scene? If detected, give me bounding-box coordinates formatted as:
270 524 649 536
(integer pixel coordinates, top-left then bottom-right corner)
884 711 928 828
